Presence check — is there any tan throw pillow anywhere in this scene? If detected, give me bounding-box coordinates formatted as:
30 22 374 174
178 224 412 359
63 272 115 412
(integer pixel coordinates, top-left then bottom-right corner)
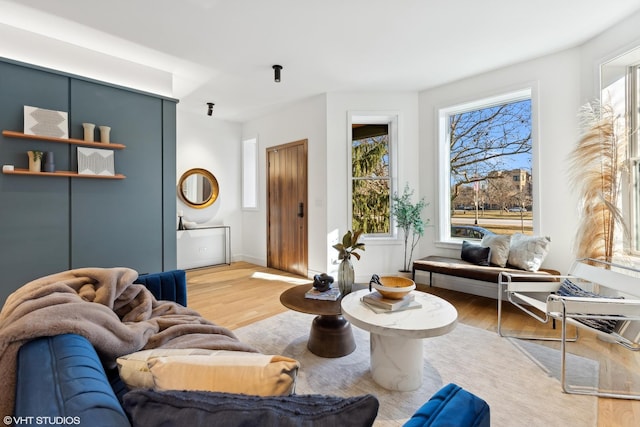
117 349 299 397
507 233 551 272
480 234 511 267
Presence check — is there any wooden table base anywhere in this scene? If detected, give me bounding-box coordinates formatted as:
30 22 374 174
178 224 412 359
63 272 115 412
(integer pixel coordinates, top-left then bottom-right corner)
307 314 356 358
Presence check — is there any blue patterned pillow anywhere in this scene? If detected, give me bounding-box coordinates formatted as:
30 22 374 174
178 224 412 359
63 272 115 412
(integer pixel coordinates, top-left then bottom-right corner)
556 278 621 333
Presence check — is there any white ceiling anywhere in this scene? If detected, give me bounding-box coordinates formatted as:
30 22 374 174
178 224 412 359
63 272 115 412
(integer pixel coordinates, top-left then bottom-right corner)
2 0 640 122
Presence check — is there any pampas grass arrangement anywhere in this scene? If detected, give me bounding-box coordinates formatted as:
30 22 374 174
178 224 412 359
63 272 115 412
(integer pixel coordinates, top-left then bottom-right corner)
569 100 627 262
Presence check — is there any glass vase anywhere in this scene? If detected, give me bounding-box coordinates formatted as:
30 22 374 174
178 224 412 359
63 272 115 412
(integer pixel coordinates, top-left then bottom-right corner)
338 256 354 296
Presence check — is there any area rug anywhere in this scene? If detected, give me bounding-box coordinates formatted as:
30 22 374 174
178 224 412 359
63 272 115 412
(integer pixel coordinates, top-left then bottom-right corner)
508 338 600 392
234 310 597 427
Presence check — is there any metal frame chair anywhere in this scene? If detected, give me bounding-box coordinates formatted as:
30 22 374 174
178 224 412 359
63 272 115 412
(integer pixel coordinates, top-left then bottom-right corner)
497 258 640 400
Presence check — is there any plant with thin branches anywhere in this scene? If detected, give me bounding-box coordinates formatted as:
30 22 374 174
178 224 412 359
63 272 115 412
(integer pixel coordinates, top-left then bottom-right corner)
391 184 429 272
569 101 627 262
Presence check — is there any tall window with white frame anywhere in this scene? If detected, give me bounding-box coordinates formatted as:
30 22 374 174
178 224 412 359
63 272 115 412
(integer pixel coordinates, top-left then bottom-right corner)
242 137 258 210
630 65 640 253
438 89 533 242
350 115 396 237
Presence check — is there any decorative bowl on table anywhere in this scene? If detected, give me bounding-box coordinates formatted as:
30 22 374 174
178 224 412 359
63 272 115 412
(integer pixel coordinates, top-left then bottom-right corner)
370 275 416 299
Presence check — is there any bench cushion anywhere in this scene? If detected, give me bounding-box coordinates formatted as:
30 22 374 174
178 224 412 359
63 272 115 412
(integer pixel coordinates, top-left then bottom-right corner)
413 256 559 283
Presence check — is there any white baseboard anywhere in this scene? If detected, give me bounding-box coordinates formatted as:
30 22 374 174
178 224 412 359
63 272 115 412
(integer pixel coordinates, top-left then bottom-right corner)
414 271 498 300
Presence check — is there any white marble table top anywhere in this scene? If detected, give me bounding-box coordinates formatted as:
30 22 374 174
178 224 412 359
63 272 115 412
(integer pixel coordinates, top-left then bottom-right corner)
341 289 458 339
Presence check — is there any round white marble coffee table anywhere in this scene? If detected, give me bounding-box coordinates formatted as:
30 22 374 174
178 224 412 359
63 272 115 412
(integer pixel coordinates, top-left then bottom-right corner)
341 289 458 391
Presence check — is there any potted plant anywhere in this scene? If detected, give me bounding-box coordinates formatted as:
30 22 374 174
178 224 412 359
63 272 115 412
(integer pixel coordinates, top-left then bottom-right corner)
391 184 429 274
332 230 365 295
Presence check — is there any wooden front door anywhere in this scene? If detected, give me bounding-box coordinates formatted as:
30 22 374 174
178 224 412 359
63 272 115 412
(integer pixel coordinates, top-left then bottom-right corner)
267 140 308 277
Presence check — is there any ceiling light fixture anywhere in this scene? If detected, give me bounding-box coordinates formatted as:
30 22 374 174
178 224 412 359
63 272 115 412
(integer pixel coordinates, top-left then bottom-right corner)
207 102 214 116
272 65 282 83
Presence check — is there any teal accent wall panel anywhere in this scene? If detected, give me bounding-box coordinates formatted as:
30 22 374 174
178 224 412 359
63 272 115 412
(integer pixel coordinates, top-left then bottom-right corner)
0 58 178 305
0 61 70 303
69 79 164 274
162 100 177 270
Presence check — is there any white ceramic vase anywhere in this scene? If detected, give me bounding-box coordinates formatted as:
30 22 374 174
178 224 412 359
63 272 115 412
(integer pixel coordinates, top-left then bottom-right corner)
82 123 95 142
99 126 111 143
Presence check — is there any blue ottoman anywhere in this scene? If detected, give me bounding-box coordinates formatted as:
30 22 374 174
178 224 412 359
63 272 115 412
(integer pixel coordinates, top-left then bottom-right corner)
404 383 490 427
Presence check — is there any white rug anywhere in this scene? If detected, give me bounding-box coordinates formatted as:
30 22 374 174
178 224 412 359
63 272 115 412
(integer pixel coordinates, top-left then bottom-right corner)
235 310 597 427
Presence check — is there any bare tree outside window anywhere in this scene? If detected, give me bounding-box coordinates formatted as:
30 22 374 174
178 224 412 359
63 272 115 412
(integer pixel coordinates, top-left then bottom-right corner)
445 95 533 238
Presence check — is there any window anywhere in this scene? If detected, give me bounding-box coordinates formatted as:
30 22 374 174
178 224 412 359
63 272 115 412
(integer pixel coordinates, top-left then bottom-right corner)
630 65 640 252
601 48 640 256
242 137 258 209
349 113 398 237
438 89 533 242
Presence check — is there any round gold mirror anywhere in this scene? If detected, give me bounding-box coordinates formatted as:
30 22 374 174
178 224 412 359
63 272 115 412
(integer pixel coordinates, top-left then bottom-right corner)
178 168 219 209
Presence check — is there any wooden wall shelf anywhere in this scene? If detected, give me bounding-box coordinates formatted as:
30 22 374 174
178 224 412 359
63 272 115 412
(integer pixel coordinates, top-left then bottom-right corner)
3 168 125 179
2 130 126 149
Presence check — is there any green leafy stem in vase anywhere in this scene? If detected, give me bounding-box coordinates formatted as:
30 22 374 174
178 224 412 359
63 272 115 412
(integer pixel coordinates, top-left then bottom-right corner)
332 230 365 260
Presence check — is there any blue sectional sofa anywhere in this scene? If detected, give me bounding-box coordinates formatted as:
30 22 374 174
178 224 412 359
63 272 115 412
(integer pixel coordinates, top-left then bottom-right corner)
12 269 490 427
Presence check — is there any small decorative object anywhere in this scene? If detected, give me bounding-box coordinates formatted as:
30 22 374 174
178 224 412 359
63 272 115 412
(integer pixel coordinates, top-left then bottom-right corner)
43 152 55 172
391 183 429 274
27 150 43 172
304 286 341 301
77 147 115 176
178 210 186 231
369 274 416 300
82 123 95 142
24 106 68 139
99 126 111 143
312 273 334 292
332 230 365 296
2 165 14 172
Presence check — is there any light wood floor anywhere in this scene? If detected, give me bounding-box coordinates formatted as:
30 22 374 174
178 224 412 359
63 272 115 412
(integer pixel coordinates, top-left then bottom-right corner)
186 262 640 427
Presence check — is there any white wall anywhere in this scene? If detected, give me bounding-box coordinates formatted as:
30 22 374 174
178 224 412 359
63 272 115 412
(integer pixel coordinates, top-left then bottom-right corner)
326 92 420 281
240 92 419 281
240 95 327 273
176 108 243 261
418 50 582 273
579 9 640 103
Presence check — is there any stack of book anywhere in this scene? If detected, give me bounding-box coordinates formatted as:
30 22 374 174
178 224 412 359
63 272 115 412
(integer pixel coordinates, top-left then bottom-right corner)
304 286 341 301
361 292 421 313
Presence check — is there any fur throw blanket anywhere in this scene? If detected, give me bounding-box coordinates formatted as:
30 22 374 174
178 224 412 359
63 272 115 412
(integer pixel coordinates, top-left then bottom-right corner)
0 267 258 416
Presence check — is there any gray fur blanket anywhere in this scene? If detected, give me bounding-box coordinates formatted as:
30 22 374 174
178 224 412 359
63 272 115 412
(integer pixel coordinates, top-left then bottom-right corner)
0 267 257 416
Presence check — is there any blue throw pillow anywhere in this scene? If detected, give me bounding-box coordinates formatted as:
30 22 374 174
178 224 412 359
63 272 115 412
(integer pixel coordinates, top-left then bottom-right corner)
123 389 379 427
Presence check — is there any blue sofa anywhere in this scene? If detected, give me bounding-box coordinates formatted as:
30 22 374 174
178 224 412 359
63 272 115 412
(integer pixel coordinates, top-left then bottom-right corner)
12 270 489 427
14 270 187 427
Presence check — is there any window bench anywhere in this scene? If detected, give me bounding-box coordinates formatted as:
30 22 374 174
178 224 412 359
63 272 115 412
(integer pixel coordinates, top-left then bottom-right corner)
412 256 560 299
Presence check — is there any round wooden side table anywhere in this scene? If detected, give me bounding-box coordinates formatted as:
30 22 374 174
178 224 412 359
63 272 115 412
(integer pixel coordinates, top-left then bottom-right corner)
279 285 356 358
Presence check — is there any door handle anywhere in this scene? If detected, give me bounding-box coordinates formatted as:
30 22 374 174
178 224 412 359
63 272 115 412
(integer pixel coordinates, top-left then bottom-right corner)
298 202 304 218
